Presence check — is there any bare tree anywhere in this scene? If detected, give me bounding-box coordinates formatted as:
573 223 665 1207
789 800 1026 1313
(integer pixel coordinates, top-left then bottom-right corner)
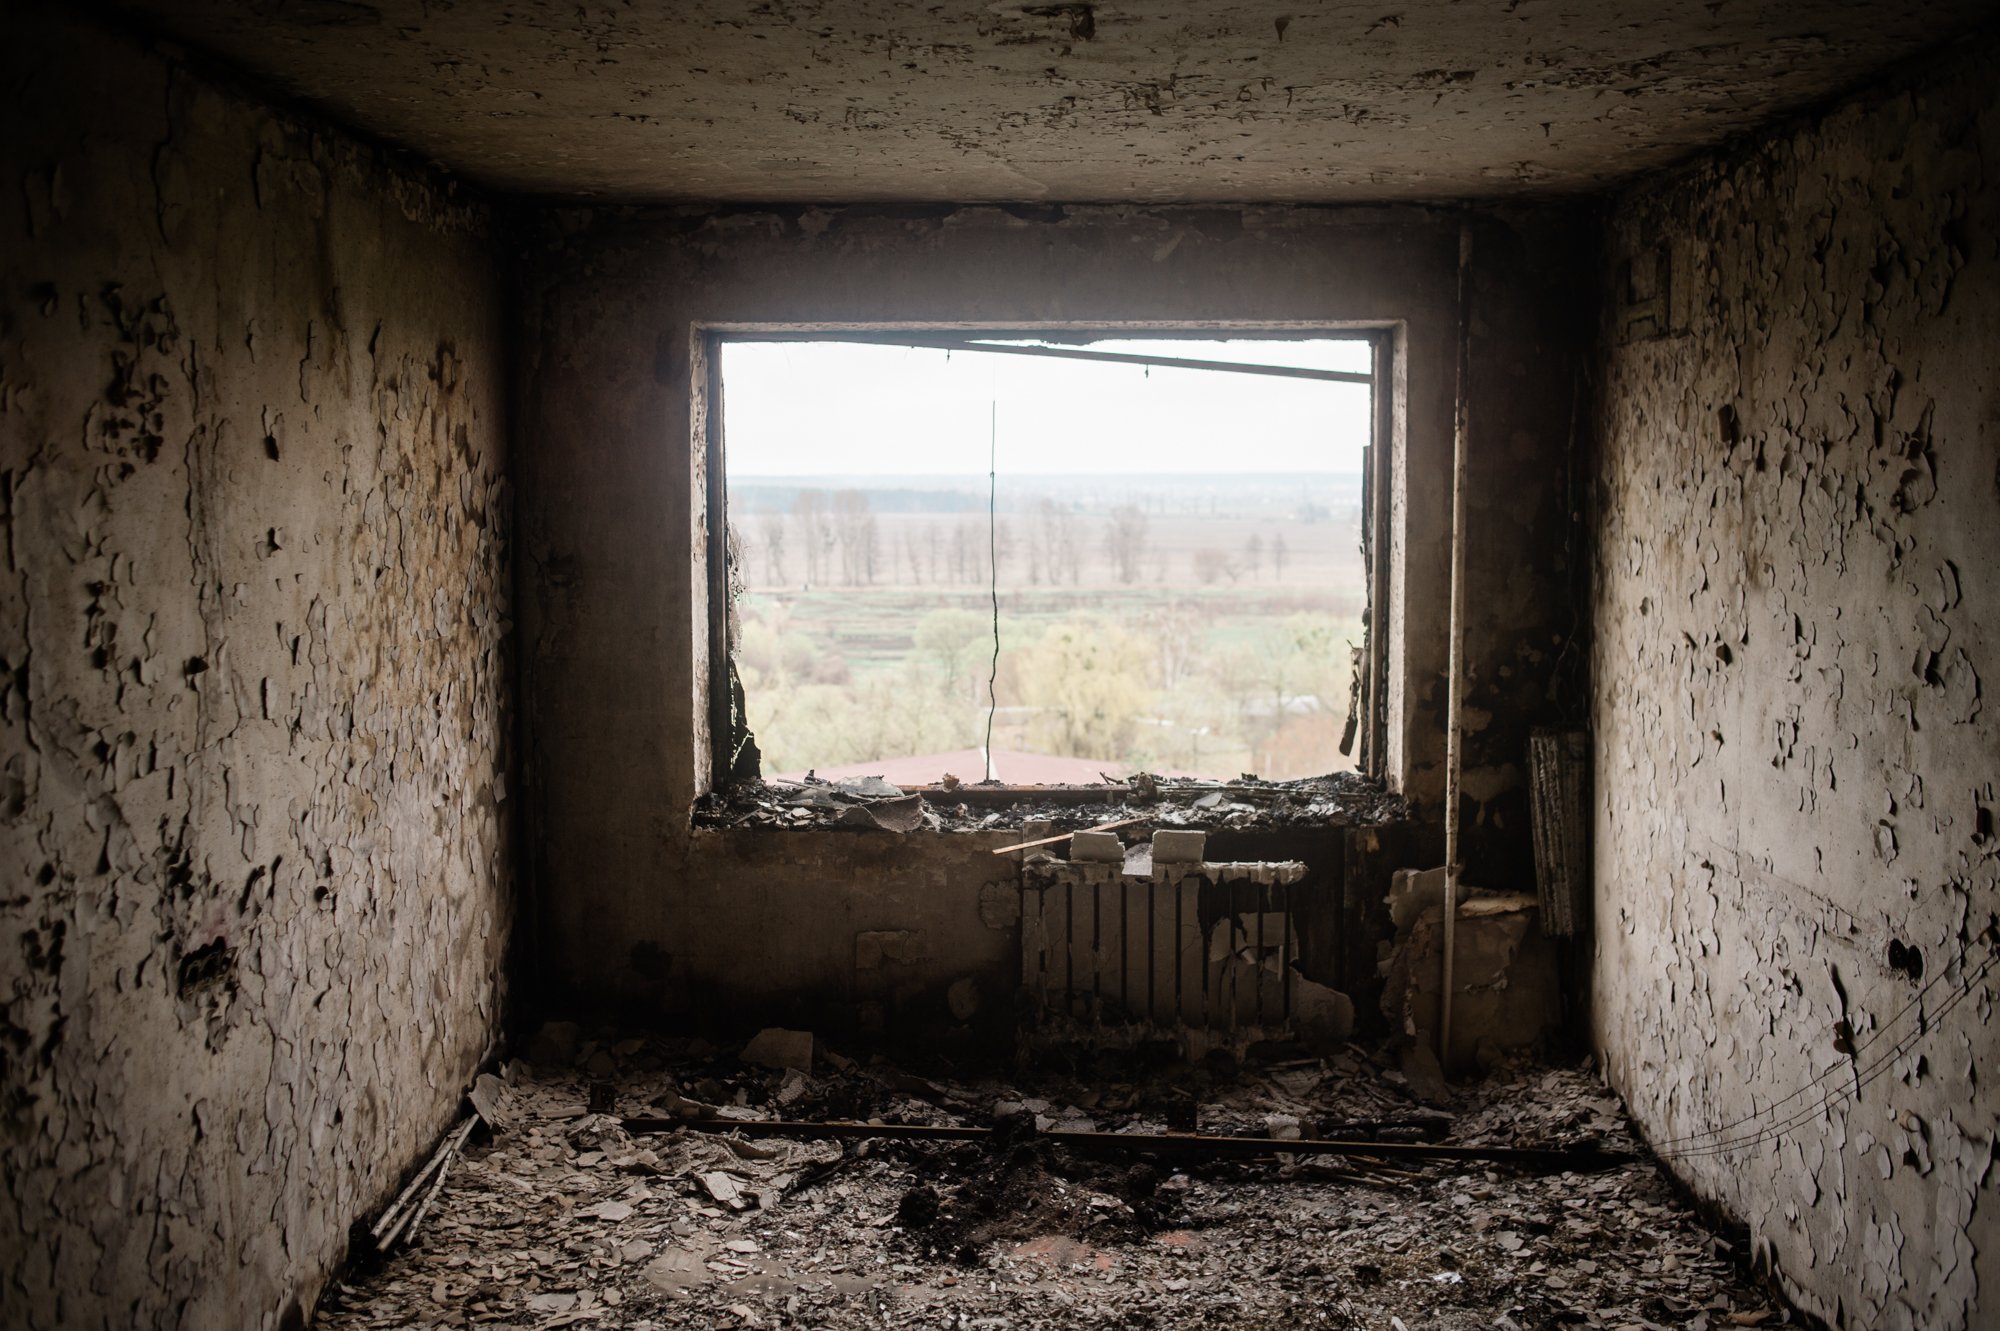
831 489 875 585
862 511 882 584
1270 531 1289 581
1103 504 1150 584
1243 532 1264 580
791 489 832 586
923 522 944 583
950 521 974 583
759 512 788 585
1034 497 1081 585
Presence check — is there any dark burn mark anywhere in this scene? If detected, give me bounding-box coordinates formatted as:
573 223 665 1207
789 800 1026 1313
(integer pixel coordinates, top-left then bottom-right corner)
1021 4 1095 41
176 937 236 999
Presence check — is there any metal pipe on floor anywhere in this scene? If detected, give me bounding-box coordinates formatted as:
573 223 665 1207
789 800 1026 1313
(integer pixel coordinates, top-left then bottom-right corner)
629 1115 1630 1172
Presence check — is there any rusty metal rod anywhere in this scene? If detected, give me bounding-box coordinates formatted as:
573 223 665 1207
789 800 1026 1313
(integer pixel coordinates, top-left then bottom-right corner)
627 1117 1630 1172
990 816 1139 856
726 332 1375 384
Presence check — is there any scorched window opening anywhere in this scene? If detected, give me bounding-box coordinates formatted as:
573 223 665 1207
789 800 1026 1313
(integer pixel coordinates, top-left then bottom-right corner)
706 329 1387 796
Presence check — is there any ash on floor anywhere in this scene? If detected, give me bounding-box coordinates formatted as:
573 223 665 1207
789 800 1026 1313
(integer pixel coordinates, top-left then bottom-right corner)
318 1036 1796 1330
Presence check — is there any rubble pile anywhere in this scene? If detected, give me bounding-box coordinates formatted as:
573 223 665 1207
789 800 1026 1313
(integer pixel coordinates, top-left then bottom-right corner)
695 771 1409 833
317 1034 1798 1330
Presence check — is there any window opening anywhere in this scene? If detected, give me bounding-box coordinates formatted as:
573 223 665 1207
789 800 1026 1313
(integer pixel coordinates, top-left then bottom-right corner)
716 333 1378 788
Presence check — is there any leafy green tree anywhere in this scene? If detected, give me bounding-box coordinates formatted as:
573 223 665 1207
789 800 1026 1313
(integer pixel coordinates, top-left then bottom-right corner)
1014 619 1154 759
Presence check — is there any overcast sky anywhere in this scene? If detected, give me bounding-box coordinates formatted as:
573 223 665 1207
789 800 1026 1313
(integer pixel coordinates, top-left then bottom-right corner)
721 338 1373 477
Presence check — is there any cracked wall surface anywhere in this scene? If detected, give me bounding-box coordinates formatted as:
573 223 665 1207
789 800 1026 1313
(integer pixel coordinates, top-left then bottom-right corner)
1591 35 2000 1331
1 10 513 1327
516 202 1581 1019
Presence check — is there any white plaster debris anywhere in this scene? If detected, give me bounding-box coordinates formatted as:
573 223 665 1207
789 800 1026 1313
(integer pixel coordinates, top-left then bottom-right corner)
316 1036 1799 1330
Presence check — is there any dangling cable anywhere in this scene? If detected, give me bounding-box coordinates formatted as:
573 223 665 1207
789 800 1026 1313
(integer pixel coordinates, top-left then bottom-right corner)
984 400 1000 781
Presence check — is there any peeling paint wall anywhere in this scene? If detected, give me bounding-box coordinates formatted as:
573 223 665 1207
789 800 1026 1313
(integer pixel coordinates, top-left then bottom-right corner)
1 11 513 1328
516 203 1582 1020
1591 35 2000 1331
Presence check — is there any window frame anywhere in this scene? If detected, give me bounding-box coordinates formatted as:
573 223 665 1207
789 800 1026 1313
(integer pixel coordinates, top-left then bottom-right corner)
695 322 1398 798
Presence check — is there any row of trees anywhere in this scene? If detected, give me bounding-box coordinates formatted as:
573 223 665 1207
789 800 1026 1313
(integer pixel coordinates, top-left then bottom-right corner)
738 488 1294 590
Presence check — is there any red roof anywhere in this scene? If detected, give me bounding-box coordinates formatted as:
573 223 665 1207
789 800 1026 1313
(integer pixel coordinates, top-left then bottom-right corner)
773 748 1131 787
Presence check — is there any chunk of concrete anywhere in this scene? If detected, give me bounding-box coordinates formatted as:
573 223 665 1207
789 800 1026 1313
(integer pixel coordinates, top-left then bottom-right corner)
740 1027 813 1072
1387 866 1466 931
469 1071 516 1131
1069 831 1124 862
1151 829 1207 863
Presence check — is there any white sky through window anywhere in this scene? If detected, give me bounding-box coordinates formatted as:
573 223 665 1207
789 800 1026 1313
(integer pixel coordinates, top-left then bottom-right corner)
721 338 1372 476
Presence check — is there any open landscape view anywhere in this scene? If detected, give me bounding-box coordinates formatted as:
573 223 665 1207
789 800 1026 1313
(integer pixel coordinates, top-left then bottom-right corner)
722 337 1372 784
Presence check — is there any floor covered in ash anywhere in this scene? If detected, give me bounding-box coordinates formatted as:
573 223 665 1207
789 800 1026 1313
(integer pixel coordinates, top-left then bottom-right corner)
319 1034 1800 1330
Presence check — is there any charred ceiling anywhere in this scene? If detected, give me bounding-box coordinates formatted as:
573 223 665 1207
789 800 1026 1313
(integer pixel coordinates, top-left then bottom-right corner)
114 0 1991 203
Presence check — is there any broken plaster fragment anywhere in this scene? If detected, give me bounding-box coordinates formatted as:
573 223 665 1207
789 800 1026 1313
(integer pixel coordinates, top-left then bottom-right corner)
1151 829 1207 864
1069 831 1124 862
739 1027 813 1072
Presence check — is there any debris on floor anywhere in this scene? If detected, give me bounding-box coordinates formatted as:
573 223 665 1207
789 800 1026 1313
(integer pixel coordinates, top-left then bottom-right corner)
319 1033 1798 1330
693 770 1409 833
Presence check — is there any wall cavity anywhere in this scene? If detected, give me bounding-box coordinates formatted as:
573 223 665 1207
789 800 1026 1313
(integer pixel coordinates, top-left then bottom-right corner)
1591 34 2000 1331
0 10 513 1327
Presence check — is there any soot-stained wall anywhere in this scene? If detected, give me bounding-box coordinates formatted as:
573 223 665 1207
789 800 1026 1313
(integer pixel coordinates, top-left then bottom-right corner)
1 11 513 1328
516 203 1584 1021
1591 36 1999 1331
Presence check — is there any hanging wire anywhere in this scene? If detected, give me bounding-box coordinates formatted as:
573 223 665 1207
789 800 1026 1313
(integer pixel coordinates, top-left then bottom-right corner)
1648 932 1997 1161
984 399 999 782
1659 950 1995 1161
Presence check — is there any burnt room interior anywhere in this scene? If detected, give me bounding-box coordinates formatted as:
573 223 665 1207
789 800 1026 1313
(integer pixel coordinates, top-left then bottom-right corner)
4 1 1997 1328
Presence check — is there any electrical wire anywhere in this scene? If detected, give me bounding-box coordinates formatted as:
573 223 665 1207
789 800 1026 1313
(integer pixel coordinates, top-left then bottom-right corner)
1650 931 1996 1148
984 399 999 782
1650 939 1997 1161
1658 947 1995 1160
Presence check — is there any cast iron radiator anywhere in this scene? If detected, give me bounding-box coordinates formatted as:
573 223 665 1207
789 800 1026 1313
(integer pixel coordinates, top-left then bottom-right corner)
1019 860 1307 1033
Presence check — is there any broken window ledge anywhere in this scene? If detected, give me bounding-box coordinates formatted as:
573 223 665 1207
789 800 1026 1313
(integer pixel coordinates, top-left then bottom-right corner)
694 774 1411 834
